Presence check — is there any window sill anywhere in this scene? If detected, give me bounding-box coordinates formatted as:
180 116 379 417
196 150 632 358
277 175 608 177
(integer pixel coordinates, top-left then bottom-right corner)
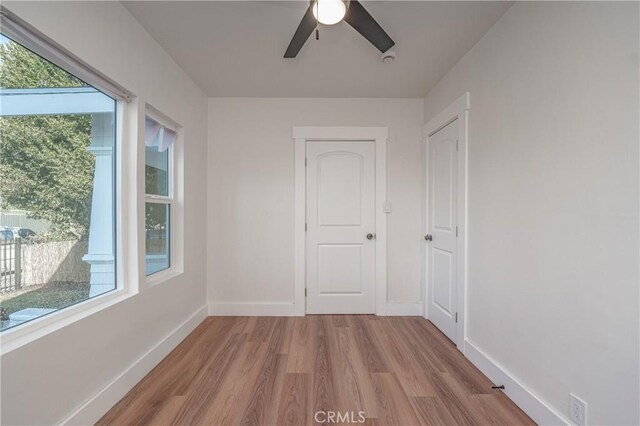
146 268 183 288
0 288 136 355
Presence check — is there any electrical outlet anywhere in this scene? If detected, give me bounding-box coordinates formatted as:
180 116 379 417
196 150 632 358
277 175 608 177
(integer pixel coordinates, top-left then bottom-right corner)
569 393 587 426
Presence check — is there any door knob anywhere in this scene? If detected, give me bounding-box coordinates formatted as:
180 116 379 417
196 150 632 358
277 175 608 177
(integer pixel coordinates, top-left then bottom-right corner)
425 234 433 241
366 233 375 240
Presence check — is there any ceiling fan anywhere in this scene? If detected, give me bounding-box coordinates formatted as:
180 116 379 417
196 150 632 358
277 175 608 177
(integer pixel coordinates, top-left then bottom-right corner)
284 0 395 58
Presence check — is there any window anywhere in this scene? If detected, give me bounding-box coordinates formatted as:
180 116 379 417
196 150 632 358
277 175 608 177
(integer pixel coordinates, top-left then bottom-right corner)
0 33 118 331
144 112 176 276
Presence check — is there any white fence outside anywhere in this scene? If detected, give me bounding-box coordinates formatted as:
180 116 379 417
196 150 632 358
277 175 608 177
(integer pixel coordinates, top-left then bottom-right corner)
0 240 21 292
0 240 89 292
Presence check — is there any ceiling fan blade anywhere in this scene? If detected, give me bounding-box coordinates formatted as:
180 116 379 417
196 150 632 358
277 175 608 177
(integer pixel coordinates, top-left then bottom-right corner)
284 5 316 58
344 0 395 53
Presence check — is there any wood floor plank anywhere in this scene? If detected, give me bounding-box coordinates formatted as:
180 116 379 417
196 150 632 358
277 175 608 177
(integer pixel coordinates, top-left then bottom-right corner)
331 315 349 327
200 341 270 425
286 317 316 373
350 316 390 373
429 371 489 426
263 353 290 426
369 373 421 426
249 317 274 342
277 373 309 426
235 318 291 426
312 332 338 422
410 395 458 426
471 393 536 426
97 316 536 426
171 332 246 425
494 391 537 425
240 353 287 426
371 318 438 398
334 326 379 418
277 317 294 354
147 396 186 425
385 317 446 374
410 318 494 395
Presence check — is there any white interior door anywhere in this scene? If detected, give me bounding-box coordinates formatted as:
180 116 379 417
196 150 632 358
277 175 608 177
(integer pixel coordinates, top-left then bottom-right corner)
306 141 376 314
426 119 459 343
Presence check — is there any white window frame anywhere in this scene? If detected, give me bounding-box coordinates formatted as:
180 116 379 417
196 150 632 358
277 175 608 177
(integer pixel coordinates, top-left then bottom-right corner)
144 106 183 287
0 8 139 354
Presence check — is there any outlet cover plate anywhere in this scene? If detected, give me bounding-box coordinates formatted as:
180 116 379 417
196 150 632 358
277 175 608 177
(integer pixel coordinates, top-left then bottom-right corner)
569 393 587 426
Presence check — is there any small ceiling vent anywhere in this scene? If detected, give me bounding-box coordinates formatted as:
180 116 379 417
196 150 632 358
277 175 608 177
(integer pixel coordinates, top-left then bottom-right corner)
381 50 396 63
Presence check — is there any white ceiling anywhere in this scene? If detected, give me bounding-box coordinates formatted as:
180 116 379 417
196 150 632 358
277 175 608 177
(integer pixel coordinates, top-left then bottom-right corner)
122 1 513 98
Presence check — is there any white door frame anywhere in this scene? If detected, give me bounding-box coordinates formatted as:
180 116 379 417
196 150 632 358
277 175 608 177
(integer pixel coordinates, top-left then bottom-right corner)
423 93 470 352
293 127 388 316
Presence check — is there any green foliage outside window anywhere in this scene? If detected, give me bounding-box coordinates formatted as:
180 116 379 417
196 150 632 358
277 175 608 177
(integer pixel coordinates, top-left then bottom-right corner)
0 38 95 240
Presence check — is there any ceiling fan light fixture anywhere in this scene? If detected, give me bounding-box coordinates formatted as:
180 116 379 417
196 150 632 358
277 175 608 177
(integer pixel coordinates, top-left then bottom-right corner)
312 0 346 26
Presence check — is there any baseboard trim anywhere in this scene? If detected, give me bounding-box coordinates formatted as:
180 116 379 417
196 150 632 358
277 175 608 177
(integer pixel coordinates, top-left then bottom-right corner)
464 339 569 426
380 302 423 316
208 302 422 317
59 304 208 425
208 302 297 316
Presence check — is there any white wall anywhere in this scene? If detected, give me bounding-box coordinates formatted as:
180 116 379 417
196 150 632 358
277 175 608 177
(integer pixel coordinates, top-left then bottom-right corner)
423 2 639 424
208 98 423 311
0 2 208 425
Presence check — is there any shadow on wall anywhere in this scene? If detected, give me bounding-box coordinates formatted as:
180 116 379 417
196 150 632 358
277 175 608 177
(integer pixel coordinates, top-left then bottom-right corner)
22 240 90 286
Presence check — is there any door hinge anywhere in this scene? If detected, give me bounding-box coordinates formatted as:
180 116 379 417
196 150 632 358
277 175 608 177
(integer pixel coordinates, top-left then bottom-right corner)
456 226 458 237
305 158 307 167
456 139 459 151
305 223 307 232
305 288 307 297
455 312 458 323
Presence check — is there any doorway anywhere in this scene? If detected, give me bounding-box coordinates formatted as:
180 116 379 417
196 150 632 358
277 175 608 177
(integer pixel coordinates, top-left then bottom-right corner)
293 127 388 316
423 93 469 349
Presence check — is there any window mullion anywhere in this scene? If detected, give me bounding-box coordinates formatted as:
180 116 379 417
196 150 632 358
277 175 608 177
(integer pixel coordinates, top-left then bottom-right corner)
145 195 172 204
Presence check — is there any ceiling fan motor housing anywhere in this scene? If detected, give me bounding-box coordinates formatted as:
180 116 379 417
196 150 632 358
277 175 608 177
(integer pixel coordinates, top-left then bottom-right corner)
284 0 396 58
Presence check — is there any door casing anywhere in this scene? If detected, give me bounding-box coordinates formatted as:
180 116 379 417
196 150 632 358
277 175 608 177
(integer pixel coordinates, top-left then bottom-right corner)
293 127 388 316
423 93 470 353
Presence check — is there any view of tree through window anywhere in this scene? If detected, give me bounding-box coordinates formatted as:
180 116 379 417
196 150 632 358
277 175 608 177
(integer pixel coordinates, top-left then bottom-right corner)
0 34 117 331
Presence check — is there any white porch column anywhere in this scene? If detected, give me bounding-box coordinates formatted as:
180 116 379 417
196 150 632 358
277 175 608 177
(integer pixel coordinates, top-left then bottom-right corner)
83 113 115 297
